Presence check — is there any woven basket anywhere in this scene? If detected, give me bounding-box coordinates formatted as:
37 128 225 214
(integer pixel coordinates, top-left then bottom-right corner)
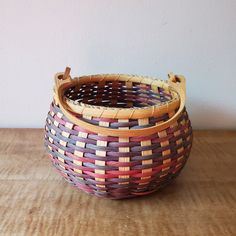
45 67 193 199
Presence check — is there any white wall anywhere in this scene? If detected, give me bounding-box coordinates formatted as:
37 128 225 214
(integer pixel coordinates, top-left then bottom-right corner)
0 0 235 129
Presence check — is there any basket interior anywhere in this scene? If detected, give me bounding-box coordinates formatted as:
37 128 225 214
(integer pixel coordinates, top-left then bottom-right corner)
64 80 173 109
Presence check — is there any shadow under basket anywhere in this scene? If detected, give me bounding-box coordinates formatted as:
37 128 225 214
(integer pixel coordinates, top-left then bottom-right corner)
45 67 193 199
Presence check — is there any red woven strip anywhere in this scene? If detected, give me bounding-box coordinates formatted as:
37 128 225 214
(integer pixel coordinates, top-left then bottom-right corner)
107 169 140 175
66 152 95 164
54 114 66 125
52 157 93 172
75 183 93 193
106 160 140 167
89 135 118 142
83 171 113 179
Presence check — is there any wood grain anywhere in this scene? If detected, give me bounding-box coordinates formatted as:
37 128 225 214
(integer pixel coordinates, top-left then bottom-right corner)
0 129 236 236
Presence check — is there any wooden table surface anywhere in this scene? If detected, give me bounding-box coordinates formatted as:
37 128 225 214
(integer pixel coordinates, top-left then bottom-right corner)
0 129 236 236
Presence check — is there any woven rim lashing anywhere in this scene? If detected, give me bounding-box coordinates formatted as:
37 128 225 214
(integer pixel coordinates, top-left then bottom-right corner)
45 101 193 199
54 73 187 139
63 76 179 129
61 74 181 121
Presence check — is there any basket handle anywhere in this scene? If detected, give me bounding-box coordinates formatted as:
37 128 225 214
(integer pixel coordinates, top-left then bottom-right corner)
54 68 186 138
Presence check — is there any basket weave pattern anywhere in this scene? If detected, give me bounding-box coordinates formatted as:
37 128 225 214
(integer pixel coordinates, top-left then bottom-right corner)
45 71 193 199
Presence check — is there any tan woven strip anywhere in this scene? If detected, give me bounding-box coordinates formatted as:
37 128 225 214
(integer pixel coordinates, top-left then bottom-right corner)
55 112 66 170
125 81 133 108
173 119 184 164
158 111 175 177
74 84 81 94
118 119 130 184
95 121 109 190
96 81 105 105
74 114 91 179
151 83 162 102
74 131 88 180
183 111 190 138
111 81 119 106
138 118 153 185
175 111 189 170
48 110 55 150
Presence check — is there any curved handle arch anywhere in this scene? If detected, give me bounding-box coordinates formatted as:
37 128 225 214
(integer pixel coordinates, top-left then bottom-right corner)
54 68 186 138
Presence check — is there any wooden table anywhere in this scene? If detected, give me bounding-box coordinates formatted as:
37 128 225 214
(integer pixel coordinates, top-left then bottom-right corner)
0 129 235 236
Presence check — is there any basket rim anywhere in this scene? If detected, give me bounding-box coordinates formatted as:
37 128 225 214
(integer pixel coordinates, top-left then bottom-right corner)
55 73 181 119
54 71 186 136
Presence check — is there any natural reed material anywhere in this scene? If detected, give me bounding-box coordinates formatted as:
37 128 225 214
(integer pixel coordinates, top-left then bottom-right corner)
44 67 193 199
